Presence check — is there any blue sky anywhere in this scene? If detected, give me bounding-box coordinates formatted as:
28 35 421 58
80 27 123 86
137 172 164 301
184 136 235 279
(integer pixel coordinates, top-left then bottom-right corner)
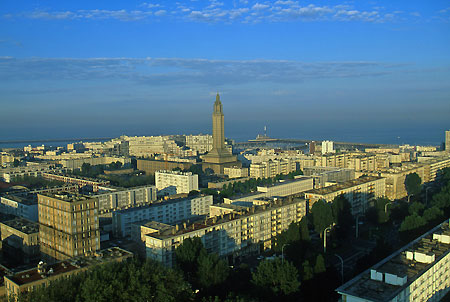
0 0 449 144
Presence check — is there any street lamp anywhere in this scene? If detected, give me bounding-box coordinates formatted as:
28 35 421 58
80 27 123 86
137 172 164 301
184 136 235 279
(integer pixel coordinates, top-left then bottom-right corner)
385 202 393 213
323 226 332 253
281 243 289 263
334 254 344 284
407 194 413 203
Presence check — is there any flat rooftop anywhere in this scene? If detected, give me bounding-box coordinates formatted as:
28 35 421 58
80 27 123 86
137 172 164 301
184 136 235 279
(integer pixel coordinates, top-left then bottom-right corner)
0 193 37 205
305 176 383 196
39 192 94 202
257 176 312 189
337 221 450 302
7 247 133 286
1 218 39 234
146 198 306 240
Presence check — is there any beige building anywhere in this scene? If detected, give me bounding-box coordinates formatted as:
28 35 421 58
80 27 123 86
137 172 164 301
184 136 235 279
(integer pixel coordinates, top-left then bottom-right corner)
137 159 193 175
38 193 100 262
337 221 450 302
224 166 249 179
0 152 14 167
144 198 307 267
315 152 377 171
202 94 241 174
0 218 40 263
41 173 110 192
60 156 131 170
249 159 297 179
185 134 213 154
92 185 157 213
155 170 199 195
446 130 450 152
304 176 386 216
366 164 425 200
4 247 132 301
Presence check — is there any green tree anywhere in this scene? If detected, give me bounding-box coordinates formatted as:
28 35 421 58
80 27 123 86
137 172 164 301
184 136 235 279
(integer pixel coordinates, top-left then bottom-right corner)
196 253 229 290
405 172 422 197
314 254 326 275
299 216 310 242
301 260 314 281
310 199 334 237
408 201 425 215
174 237 206 275
423 206 444 225
252 258 300 296
399 214 427 232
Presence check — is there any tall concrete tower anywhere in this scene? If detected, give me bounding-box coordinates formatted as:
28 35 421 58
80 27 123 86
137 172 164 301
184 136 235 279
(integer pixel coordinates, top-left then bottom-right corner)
213 93 225 151
202 93 241 173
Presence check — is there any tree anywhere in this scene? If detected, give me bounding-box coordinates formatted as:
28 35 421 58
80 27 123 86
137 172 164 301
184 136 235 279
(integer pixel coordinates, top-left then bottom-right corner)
405 172 422 197
301 260 314 281
408 201 425 215
399 214 427 232
314 254 326 275
252 258 300 296
310 199 334 237
175 237 206 275
331 195 353 237
196 253 229 290
299 217 310 242
272 222 300 252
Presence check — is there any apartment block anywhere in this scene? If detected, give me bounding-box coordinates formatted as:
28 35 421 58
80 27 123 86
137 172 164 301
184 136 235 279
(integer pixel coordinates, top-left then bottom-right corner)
0 193 38 221
224 166 249 179
60 156 131 170
41 173 110 192
249 159 297 178
144 198 307 267
185 134 213 154
155 170 198 195
4 247 132 301
303 166 356 188
112 195 213 238
91 185 157 213
38 193 100 262
337 221 450 302
315 152 377 171
321 140 334 154
0 218 39 263
137 159 193 176
304 176 386 216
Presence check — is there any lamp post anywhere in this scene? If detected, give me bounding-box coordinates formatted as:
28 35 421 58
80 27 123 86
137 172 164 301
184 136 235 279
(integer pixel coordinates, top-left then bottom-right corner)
281 243 289 263
323 226 332 253
334 254 344 284
407 194 413 203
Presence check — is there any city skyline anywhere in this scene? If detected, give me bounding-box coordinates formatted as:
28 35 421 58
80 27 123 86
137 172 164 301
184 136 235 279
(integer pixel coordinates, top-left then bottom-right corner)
0 1 449 144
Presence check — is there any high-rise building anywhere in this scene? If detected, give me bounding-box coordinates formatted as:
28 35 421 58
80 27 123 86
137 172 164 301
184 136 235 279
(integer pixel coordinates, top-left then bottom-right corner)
38 193 99 262
321 140 334 154
446 130 450 152
309 141 316 154
155 170 198 195
202 93 241 173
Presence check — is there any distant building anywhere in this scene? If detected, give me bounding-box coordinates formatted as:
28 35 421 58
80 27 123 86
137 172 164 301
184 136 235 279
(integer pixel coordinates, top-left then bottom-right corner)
223 166 249 179
309 141 316 154
304 176 386 216
185 134 213 154
446 130 450 152
137 159 193 176
41 173 110 192
202 94 242 174
321 140 334 154
38 193 100 262
249 159 297 179
92 185 157 213
0 193 38 221
112 195 213 238
303 166 356 188
155 170 198 195
337 221 450 302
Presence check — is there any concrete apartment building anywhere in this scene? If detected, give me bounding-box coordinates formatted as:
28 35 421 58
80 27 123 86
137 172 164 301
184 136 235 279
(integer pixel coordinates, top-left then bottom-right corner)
1 164 63 183
366 164 425 200
446 130 450 152
91 185 157 213
4 247 133 301
60 156 131 170
223 166 249 179
303 166 356 188
337 221 450 302
315 152 377 171
417 157 450 183
41 173 110 192
112 195 213 238
0 218 40 263
144 198 307 267
137 159 193 176
224 177 314 204
38 193 100 262
249 159 297 179
0 193 38 221
155 170 198 195
304 176 386 216
321 140 334 154
185 134 213 154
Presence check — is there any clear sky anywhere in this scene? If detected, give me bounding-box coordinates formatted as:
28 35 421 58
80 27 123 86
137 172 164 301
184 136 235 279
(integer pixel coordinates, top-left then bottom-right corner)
0 0 449 144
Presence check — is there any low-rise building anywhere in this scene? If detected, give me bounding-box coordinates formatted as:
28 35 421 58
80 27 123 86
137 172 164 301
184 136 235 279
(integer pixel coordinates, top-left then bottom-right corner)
155 170 198 195
112 195 213 238
4 247 133 301
144 198 307 267
0 218 39 263
304 176 386 215
0 193 38 221
337 221 450 302
41 173 110 192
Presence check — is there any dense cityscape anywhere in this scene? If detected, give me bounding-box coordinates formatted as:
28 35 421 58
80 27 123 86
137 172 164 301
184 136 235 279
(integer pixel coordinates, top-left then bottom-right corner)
2 1 450 301
0 94 449 301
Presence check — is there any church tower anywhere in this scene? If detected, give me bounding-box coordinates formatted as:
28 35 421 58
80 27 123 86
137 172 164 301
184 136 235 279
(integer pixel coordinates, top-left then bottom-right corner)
202 93 241 173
